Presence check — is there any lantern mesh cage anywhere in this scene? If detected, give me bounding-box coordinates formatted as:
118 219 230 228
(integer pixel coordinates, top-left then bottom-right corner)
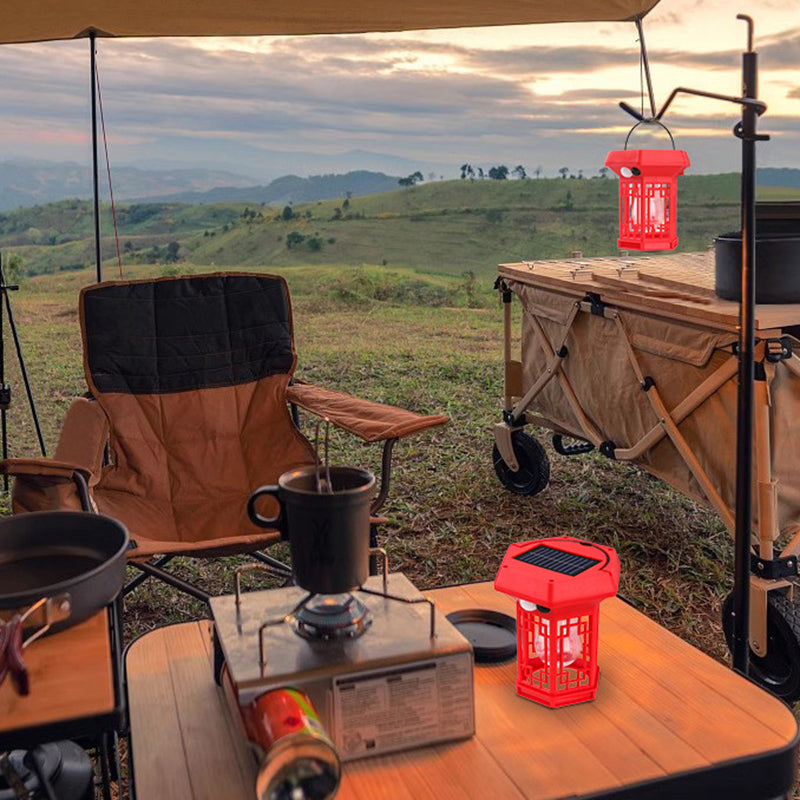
516 603 600 708
619 178 676 250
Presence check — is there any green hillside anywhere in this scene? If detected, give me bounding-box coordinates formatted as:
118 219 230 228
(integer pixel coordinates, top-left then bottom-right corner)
2 173 797 279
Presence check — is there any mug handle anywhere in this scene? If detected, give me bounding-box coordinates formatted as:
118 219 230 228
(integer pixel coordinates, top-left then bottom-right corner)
247 485 285 536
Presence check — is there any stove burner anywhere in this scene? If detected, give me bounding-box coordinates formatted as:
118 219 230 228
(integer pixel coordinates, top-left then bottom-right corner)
292 593 372 641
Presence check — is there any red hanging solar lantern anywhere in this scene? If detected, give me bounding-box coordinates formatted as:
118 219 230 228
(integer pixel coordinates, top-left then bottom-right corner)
495 536 620 708
605 122 690 252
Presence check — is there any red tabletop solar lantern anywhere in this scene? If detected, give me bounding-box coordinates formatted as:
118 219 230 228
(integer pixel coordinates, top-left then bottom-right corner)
605 126 690 251
495 536 620 708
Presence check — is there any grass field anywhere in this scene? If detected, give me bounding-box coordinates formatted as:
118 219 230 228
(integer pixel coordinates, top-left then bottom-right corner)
8 255 800 793
2 260 732 660
8 172 799 278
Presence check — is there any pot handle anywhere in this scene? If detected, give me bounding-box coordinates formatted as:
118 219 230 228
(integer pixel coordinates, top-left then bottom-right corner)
247 486 286 537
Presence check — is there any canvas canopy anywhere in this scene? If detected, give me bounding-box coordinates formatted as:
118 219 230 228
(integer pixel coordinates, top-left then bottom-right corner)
0 0 660 44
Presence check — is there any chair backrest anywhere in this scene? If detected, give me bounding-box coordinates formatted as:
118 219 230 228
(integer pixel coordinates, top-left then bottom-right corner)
79 272 315 545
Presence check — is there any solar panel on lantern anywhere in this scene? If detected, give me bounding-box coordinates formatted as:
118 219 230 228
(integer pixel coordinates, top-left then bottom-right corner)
513 544 600 577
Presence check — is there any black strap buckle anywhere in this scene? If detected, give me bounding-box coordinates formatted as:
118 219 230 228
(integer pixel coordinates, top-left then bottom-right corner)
585 293 606 317
494 277 513 303
765 336 793 363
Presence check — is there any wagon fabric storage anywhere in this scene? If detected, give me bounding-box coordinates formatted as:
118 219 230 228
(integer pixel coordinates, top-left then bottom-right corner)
494 251 800 700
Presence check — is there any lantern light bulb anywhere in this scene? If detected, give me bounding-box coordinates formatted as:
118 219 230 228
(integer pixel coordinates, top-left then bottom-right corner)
534 618 582 668
649 195 666 226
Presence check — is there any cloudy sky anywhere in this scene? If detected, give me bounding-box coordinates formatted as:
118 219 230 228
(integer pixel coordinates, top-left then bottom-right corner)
0 0 797 182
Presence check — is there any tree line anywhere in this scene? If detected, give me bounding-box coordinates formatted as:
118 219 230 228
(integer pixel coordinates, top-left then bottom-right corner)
398 164 611 186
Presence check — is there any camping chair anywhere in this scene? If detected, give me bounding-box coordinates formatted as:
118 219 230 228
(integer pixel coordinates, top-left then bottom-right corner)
1 272 448 602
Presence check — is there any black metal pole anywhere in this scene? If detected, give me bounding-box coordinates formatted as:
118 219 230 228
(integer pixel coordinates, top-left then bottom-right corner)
618 19 767 676
1 275 46 457
0 255 7 493
732 14 758 676
90 31 102 283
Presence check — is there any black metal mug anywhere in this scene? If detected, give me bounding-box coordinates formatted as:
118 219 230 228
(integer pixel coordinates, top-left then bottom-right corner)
248 466 376 595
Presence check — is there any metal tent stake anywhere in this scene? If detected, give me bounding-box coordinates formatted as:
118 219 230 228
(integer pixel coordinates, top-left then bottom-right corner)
620 14 769 676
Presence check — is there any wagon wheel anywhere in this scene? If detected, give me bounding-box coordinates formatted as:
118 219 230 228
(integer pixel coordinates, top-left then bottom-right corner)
722 591 800 703
492 431 550 496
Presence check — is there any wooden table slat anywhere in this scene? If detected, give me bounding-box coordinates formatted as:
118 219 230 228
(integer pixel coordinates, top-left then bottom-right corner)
583 671 710 775
601 599 799 740
0 610 114 732
125 625 201 800
163 623 255 800
472 680 628 798
340 736 528 800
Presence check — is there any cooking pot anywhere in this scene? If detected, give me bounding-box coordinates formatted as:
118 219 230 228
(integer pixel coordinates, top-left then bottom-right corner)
714 230 800 304
0 511 129 634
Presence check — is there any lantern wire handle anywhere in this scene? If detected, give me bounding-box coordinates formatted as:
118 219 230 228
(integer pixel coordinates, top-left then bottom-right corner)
624 119 676 150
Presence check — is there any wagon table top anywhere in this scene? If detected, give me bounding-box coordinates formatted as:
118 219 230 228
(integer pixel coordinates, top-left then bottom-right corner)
498 251 800 334
126 581 798 800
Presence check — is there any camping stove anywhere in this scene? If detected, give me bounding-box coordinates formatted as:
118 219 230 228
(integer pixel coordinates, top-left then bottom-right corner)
211 572 475 762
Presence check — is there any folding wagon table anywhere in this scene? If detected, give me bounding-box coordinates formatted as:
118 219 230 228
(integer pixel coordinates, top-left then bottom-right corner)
494 250 800 699
125 581 798 799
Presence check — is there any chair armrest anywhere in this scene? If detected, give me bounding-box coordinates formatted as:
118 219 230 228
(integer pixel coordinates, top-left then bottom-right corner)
1 457 93 513
287 382 448 442
1 457 90 480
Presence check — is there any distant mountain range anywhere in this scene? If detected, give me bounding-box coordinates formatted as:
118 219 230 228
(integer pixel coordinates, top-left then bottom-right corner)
755 168 800 188
0 160 256 211
0 159 403 211
134 171 403 205
0 158 798 213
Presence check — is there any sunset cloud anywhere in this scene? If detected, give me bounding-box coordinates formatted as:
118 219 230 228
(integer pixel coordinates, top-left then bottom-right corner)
0 0 795 182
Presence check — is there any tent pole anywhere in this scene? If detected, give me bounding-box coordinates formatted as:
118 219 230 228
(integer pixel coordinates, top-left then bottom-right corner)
90 31 102 283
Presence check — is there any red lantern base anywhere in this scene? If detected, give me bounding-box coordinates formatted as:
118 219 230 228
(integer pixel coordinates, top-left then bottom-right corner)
617 233 680 252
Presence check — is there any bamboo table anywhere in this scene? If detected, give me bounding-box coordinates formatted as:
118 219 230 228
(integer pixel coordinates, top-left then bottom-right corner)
0 608 122 752
126 582 799 800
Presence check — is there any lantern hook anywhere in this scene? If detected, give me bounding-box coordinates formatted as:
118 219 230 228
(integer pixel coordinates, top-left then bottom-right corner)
619 88 766 128
620 13 766 128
